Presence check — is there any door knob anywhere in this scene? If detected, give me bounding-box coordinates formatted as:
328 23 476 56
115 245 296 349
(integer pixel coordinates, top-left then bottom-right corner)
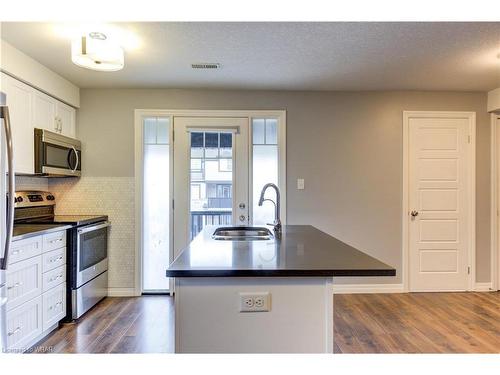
410 210 419 217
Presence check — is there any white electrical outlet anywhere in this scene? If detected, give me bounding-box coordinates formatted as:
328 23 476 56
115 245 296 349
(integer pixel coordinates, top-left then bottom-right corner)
239 292 271 312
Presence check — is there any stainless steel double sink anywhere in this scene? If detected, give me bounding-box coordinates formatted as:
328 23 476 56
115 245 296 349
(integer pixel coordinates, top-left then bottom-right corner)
212 226 273 241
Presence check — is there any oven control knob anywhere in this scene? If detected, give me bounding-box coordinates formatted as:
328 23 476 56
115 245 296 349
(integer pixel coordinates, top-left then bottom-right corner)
16 196 23 203
46 195 55 201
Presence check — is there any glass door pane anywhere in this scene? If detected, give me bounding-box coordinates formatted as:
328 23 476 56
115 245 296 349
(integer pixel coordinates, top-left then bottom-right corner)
143 117 170 292
252 119 279 225
189 131 233 239
173 117 249 258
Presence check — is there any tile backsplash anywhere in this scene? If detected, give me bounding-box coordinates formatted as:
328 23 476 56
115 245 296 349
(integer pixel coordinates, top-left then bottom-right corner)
15 176 49 191
49 177 135 289
15 175 136 290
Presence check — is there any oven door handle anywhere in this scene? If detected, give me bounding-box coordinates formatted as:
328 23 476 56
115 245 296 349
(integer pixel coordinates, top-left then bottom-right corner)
77 221 111 235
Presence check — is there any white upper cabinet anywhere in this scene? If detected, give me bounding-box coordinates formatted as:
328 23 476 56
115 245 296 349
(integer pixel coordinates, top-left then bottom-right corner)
33 90 57 133
56 101 76 138
1 73 35 174
1 72 77 174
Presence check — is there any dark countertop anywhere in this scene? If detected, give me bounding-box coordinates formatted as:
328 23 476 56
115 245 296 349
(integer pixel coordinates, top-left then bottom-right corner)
13 224 72 241
166 225 396 277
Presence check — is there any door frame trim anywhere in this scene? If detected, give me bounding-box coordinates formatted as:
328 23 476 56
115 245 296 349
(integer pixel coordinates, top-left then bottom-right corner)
134 109 287 296
402 111 476 292
490 113 500 291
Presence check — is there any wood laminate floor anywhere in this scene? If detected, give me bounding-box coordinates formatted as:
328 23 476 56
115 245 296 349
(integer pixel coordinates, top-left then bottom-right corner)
33 292 500 354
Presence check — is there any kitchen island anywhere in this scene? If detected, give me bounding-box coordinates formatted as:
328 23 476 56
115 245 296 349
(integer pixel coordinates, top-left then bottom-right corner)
166 225 395 353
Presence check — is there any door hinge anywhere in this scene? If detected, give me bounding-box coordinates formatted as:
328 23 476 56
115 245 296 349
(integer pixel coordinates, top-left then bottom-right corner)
172 130 175 142
172 199 175 210
468 135 471 144
467 266 471 274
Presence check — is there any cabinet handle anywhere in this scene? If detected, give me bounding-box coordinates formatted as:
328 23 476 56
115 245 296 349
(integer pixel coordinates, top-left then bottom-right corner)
49 302 63 311
11 249 21 255
49 256 63 263
7 281 23 290
8 326 22 336
49 274 63 282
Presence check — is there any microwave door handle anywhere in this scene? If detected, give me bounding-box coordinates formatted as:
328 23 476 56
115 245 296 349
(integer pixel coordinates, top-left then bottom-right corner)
0 105 15 270
70 146 79 173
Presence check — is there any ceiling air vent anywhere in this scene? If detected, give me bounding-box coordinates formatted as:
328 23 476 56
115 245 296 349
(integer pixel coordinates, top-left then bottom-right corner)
191 63 221 70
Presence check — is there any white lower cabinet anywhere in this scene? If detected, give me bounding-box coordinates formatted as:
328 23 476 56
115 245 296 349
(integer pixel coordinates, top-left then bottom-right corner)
42 284 66 331
8 236 42 265
6 296 43 351
6 230 68 352
6 256 43 311
42 265 66 292
42 247 66 273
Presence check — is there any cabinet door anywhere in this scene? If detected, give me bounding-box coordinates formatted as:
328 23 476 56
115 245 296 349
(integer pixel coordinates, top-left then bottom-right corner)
6 255 43 311
9 235 43 265
43 230 67 253
0 73 34 174
42 247 66 273
33 90 57 133
42 283 66 331
56 101 76 138
6 295 43 351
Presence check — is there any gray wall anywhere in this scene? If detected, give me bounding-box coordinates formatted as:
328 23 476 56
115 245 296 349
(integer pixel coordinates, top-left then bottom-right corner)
76 89 490 284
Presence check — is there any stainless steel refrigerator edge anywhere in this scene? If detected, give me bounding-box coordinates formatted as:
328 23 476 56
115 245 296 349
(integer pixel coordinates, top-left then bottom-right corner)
1 91 16 353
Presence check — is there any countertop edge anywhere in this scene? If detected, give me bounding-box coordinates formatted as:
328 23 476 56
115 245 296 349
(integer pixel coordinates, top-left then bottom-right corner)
13 224 73 241
166 269 396 278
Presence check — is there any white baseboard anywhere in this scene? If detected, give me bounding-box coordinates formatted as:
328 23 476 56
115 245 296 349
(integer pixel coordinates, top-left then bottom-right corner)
107 287 137 297
332 283 404 294
474 282 494 292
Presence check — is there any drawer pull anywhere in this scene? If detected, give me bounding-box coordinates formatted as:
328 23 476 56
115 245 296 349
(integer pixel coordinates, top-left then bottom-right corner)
7 326 22 336
49 275 63 282
7 282 23 290
11 249 21 255
49 256 64 263
49 238 64 244
49 302 63 310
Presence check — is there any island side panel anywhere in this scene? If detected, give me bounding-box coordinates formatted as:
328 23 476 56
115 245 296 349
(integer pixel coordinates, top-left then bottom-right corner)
174 277 333 353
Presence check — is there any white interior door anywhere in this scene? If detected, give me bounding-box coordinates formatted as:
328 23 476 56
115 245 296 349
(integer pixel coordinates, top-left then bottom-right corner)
173 117 249 258
408 113 473 292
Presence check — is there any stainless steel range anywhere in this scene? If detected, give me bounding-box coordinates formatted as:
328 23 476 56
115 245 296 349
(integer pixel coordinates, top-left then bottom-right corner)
14 191 110 320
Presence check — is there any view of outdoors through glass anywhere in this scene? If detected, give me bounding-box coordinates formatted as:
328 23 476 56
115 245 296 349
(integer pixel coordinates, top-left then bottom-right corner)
189 131 233 239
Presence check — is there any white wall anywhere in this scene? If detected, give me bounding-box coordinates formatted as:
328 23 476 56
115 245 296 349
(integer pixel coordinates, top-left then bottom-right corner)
488 88 500 113
60 88 491 291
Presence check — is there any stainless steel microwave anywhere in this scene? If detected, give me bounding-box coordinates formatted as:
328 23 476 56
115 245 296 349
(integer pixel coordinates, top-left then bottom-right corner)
34 128 82 177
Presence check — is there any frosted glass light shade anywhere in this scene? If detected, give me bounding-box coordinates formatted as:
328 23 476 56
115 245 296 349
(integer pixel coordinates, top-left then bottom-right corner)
71 35 124 71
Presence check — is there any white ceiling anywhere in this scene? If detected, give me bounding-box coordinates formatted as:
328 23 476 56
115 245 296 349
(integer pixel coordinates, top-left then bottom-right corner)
1 22 499 91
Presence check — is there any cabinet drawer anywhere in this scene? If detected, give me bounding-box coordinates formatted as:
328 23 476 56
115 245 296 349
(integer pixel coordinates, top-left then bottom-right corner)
6 295 43 351
43 231 66 253
42 283 66 331
6 256 43 311
42 248 66 272
9 236 42 265
42 265 66 292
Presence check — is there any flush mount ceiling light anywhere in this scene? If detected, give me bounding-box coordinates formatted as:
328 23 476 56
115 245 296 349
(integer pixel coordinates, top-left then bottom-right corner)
71 31 124 72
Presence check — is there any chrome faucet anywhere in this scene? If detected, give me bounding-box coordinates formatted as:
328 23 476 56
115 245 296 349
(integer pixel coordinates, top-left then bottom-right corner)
258 183 282 233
